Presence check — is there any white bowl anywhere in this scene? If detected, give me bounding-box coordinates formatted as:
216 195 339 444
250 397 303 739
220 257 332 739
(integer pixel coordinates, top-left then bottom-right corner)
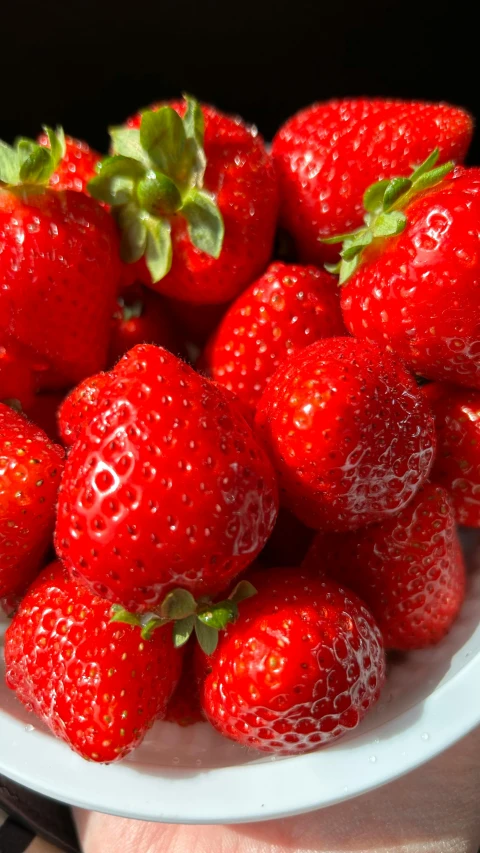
1 530 479 825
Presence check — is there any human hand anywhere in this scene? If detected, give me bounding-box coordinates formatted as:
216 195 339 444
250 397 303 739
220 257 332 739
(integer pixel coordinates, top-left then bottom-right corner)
75 726 480 853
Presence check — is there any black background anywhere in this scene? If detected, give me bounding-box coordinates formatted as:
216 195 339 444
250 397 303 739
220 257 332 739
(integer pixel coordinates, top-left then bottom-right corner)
2 0 477 157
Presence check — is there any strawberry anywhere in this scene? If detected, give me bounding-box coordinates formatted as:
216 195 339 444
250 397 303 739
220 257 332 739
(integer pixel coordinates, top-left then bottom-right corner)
38 130 101 194
165 640 203 727
0 404 64 598
202 262 346 410
88 95 278 304
212 383 255 427
108 284 183 367
0 128 121 390
255 337 436 531
58 373 110 447
196 567 386 754
303 482 466 650
333 159 480 387
4 561 183 762
59 370 254 452
55 344 278 612
425 382 480 526
272 98 472 265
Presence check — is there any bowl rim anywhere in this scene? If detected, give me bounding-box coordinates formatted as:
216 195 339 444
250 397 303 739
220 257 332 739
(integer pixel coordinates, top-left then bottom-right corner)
0 647 479 824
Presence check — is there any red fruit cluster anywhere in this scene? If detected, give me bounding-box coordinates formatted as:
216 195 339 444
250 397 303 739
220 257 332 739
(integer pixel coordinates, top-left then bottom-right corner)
0 94 477 765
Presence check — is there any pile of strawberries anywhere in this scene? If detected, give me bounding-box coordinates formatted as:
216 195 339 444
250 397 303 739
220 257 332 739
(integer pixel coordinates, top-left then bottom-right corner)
0 95 478 763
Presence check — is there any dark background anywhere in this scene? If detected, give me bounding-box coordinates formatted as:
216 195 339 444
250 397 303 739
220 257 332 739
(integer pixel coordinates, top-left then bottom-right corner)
2 0 477 157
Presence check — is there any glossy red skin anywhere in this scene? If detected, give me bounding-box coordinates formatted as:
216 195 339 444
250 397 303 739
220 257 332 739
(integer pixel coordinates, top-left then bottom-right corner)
0 344 37 411
60 372 255 454
425 382 480 526
255 337 436 531
341 168 480 388
55 345 279 611
303 482 466 651
0 405 64 598
126 102 279 304
260 507 314 568
0 187 121 390
167 298 228 347
273 98 472 265
197 567 385 754
203 263 346 411
108 285 183 367
165 640 204 727
4 561 183 762
58 373 111 447
38 133 101 194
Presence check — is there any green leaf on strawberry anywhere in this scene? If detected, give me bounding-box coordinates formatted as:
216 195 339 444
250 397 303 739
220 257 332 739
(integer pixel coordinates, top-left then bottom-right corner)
194 618 219 655
88 95 224 283
0 127 66 187
109 581 257 654
160 589 197 621
183 188 224 257
197 600 238 629
172 615 196 648
228 579 257 604
321 148 455 284
144 214 173 282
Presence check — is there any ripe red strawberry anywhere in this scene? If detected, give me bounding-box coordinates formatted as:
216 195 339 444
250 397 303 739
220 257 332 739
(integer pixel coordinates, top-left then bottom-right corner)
202 262 346 410
108 284 183 367
4 561 183 762
272 98 472 265
255 337 435 531
55 344 278 612
0 404 64 598
0 343 37 412
59 371 254 453
89 95 278 304
0 129 121 390
303 482 466 650
58 373 110 447
38 130 101 194
165 640 203 727
196 567 386 754
336 162 480 387
424 382 480 526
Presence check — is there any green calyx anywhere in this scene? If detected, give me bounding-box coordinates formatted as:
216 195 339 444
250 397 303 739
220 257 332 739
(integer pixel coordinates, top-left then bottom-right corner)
0 127 66 187
322 149 455 284
88 94 224 284
110 579 256 655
